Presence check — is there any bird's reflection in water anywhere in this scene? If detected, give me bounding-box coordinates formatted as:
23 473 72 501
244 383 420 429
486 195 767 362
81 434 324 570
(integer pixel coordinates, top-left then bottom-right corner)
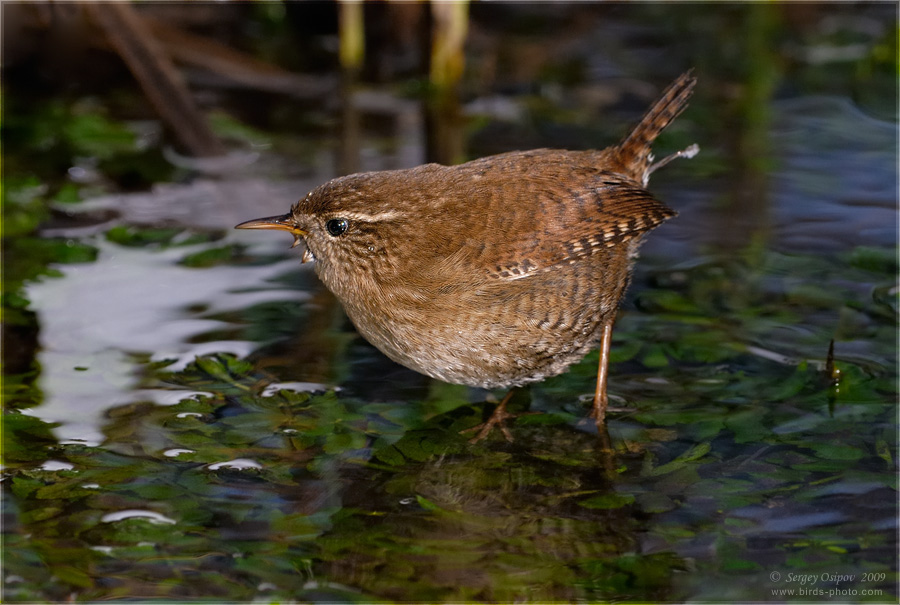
314 424 683 603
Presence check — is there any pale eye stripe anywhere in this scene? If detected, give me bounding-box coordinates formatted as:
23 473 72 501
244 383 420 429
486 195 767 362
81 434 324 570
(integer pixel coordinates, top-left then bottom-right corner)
336 210 406 223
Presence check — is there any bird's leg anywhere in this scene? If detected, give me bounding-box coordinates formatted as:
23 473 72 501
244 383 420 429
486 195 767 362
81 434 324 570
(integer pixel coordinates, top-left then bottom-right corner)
461 389 534 444
589 320 614 428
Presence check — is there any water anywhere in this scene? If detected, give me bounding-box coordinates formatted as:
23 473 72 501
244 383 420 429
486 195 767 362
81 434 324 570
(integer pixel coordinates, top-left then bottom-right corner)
3 4 897 603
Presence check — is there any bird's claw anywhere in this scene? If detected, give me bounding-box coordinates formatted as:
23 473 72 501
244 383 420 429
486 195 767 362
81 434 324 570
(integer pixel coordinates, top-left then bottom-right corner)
461 408 540 444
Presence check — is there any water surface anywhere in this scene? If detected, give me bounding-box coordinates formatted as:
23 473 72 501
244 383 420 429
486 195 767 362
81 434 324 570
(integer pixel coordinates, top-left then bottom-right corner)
3 4 897 602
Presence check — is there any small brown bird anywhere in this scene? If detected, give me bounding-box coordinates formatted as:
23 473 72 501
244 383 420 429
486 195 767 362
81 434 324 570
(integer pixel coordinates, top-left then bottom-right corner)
237 71 698 441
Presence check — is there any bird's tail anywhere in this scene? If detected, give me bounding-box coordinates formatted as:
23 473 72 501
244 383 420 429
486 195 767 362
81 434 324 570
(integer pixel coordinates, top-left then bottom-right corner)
616 70 698 185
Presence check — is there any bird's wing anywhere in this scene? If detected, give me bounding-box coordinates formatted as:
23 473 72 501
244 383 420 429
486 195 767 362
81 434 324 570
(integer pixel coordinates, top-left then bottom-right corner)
422 168 675 285
482 175 675 281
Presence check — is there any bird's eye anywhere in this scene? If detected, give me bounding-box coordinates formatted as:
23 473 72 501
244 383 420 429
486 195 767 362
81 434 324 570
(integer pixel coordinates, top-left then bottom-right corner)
326 218 349 236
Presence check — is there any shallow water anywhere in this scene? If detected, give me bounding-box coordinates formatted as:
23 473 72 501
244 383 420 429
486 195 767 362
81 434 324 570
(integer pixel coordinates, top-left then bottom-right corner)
3 4 897 603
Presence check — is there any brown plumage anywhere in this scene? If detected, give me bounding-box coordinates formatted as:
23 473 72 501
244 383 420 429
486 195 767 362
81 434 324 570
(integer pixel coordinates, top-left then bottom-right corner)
237 71 698 441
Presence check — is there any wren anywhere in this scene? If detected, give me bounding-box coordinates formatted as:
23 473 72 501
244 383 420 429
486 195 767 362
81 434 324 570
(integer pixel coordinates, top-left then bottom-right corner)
237 71 698 442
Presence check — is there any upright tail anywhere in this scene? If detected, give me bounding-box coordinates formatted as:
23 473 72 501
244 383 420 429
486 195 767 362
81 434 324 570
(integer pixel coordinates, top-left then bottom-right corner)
616 70 698 185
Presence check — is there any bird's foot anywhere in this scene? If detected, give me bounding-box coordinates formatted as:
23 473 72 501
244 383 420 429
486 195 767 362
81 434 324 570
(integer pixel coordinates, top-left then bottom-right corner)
589 394 608 430
461 404 540 444
588 403 606 427
588 397 631 430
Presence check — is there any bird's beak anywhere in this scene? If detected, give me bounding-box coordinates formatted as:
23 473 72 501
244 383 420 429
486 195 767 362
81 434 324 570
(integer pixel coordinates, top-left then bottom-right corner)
235 213 308 250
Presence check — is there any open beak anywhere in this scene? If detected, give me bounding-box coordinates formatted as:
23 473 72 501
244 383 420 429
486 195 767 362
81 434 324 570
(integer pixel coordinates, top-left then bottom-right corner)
235 213 310 257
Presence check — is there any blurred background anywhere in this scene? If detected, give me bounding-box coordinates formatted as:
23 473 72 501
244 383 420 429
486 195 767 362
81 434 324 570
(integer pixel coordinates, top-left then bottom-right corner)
2 2 897 603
